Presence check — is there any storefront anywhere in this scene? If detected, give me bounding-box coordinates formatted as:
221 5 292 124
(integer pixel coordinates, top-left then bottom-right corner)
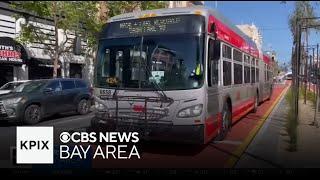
69 63 83 78
0 37 29 86
28 58 61 80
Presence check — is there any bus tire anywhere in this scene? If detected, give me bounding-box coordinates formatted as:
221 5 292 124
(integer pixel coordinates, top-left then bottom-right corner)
267 87 272 101
215 103 231 141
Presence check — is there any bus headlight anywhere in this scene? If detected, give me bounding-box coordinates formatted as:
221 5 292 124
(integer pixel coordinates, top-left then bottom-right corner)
177 104 203 118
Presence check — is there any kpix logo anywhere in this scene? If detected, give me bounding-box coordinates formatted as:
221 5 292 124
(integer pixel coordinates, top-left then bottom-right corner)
16 127 53 164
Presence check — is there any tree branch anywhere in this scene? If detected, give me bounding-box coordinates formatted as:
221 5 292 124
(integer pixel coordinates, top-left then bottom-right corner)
58 43 74 56
33 28 55 52
61 30 69 49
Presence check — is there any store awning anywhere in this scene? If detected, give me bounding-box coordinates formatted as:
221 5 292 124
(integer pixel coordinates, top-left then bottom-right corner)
28 58 62 68
0 37 30 65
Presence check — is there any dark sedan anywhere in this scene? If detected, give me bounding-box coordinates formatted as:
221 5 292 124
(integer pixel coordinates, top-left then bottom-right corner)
0 78 92 125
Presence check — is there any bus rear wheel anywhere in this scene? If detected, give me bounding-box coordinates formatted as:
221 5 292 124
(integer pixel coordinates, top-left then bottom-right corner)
252 95 258 113
215 103 231 141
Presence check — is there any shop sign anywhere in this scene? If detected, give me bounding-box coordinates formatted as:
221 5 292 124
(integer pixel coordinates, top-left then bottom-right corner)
0 37 29 65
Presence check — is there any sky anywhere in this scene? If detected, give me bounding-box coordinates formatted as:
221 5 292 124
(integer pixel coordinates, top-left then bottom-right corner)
204 1 320 66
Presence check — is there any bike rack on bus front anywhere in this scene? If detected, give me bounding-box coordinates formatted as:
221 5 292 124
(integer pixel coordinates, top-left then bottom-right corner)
93 95 174 136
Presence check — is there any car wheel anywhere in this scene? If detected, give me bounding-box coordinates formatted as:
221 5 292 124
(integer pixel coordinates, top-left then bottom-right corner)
23 105 41 125
215 103 231 141
77 99 90 115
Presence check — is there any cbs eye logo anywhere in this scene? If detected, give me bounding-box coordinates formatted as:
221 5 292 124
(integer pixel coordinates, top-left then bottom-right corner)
60 132 71 143
59 132 97 143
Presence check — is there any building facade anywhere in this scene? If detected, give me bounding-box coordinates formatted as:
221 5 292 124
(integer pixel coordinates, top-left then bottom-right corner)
0 2 94 87
168 1 204 8
236 23 263 50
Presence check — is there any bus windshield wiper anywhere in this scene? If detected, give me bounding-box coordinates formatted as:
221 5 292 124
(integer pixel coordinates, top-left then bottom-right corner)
138 39 173 105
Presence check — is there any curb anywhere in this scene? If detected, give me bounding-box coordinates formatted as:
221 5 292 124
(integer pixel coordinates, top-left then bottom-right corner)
224 85 290 168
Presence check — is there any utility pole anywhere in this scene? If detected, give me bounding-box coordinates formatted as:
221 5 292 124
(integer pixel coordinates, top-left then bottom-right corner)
295 21 302 121
304 45 308 104
308 54 311 92
311 48 314 91
314 44 319 128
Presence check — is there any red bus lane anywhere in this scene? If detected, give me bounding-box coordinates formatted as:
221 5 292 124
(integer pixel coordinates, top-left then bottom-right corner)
91 83 288 168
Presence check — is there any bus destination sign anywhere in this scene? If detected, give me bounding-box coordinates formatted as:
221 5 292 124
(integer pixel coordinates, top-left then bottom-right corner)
119 17 181 35
102 15 205 38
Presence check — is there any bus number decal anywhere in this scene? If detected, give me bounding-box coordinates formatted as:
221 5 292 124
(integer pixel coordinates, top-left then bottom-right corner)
100 89 111 96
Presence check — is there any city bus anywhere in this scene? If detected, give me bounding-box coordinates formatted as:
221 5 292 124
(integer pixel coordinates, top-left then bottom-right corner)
91 7 274 144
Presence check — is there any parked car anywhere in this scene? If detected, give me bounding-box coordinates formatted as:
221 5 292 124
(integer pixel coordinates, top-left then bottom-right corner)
0 78 93 125
0 80 30 95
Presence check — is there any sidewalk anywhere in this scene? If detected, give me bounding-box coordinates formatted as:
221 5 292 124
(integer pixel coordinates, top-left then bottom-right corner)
236 86 320 168
235 86 289 168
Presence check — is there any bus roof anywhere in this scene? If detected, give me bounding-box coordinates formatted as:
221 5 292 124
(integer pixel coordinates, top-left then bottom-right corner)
263 54 271 65
107 7 266 61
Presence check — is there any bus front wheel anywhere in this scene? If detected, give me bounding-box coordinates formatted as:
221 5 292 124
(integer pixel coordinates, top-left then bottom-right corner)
215 103 231 141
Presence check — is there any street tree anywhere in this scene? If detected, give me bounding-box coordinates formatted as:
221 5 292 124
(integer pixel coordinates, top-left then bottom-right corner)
288 1 319 38
107 1 167 18
11 1 99 78
89 1 167 58
11 1 166 78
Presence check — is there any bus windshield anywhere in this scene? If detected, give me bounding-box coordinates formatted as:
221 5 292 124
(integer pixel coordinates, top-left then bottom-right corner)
95 34 204 90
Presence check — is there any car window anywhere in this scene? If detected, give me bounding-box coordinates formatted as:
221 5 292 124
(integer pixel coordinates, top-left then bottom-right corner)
75 80 87 88
0 82 14 90
13 81 47 93
61 80 76 90
46 81 61 92
0 82 26 90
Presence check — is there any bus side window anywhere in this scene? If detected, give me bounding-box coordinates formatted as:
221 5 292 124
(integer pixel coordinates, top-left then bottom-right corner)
208 39 220 87
208 39 219 87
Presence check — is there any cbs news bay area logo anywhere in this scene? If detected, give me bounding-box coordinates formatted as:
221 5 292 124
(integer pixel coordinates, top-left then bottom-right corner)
16 127 140 164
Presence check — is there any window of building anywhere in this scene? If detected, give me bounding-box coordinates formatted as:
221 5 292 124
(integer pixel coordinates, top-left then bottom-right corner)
223 61 232 86
70 63 82 78
233 49 242 62
222 44 231 59
234 63 243 84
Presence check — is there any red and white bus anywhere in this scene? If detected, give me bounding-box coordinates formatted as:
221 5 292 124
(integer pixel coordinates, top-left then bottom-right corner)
92 7 274 144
